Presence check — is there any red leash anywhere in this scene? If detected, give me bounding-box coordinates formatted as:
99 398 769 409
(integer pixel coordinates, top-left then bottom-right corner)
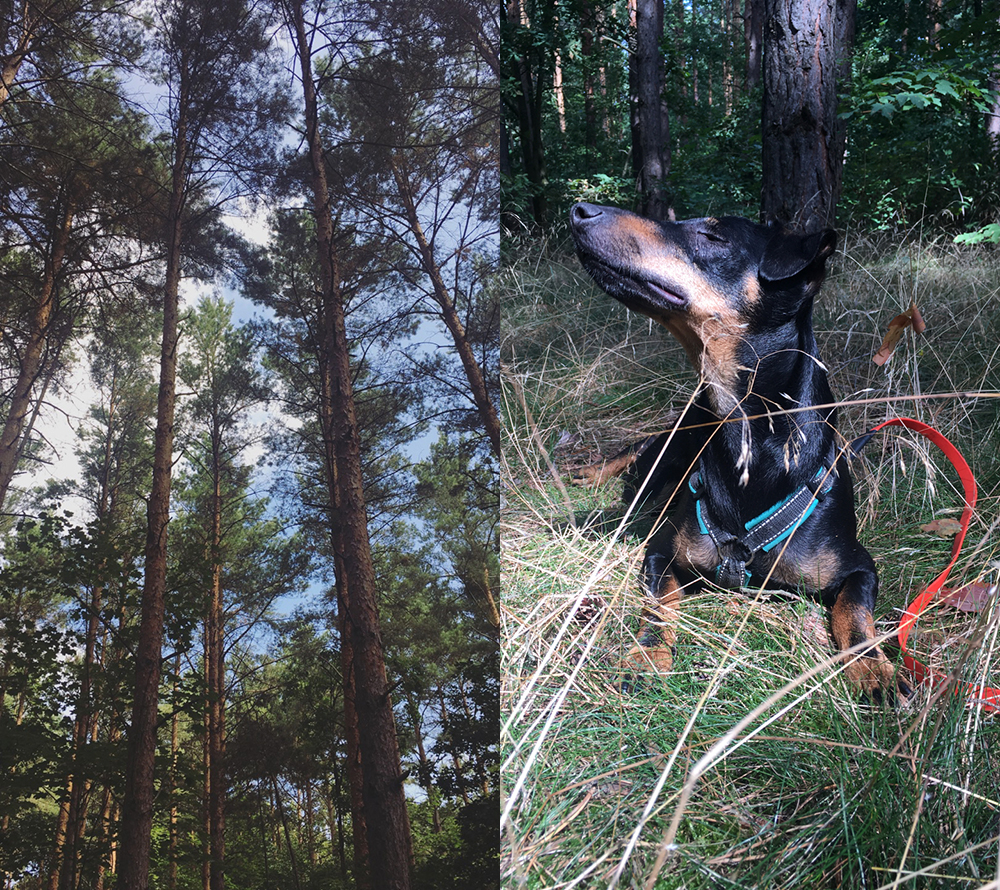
868 418 999 711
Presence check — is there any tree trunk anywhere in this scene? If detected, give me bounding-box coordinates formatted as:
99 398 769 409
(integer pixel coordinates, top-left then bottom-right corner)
117 100 187 890
304 781 316 867
483 564 500 630
631 0 671 219
501 0 549 227
552 50 566 134
761 0 856 229
94 784 116 890
272 776 302 890
285 1 414 887
52 575 103 890
438 693 470 806
405 691 441 833
169 655 181 890
0 197 74 511
207 449 226 890
988 23 1000 151
580 0 598 163
0 3 36 107
337 581 371 890
744 0 763 89
46 797 71 890
202 641 211 890
324 780 347 879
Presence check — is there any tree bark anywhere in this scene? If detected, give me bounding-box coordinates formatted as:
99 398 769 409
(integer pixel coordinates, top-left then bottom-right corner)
744 0 763 89
501 0 549 228
52 577 103 890
117 96 187 890
285 1 414 887
761 0 856 229
272 776 302 890
988 22 1000 151
46 797 71 890
206 442 226 890
631 0 671 220
169 654 181 890
580 0 598 162
0 1 38 107
405 691 441 833
337 580 371 890
552 49 566 134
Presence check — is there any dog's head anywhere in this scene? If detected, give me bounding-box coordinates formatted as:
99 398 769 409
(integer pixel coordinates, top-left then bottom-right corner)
570 202 836 387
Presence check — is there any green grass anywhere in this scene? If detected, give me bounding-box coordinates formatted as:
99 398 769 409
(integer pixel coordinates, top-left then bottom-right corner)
500 237 1000 889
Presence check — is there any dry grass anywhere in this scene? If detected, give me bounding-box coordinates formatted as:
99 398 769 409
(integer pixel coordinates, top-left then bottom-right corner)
500 236 1000 889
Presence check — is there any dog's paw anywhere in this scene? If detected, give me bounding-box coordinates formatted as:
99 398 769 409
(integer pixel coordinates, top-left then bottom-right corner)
845 653 913 704
622 645 674 675
618 645 674 693
570 461 624 487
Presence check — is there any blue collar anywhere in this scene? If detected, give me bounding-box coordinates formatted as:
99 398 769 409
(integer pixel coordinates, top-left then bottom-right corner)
688 459 836 588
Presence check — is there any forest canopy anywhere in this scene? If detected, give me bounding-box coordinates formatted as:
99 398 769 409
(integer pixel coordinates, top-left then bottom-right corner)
0 1 498 888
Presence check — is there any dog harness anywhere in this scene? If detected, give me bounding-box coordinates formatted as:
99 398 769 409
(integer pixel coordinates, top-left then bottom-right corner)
688 460 837 589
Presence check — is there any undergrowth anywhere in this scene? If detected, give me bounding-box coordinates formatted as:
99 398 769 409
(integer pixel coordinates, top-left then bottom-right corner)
500 235 1000 889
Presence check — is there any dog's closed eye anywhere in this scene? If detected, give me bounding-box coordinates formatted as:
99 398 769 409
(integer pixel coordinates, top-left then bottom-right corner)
698 230 729 245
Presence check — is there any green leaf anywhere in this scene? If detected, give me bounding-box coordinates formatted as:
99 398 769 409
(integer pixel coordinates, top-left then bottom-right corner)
934 79 960 100
954 224 1000 245
897 92 928 109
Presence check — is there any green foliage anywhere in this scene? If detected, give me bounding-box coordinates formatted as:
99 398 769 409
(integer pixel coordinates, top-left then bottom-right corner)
413 432 499 633
840 0 1000 231
954 222 1000 244
851 67 992 119
223 622 355 888
0 512 143 879
565 174 636 208
412 794 500 890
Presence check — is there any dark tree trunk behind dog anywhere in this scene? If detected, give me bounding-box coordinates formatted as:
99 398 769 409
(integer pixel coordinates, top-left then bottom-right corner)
988 38 1000 150
744 0 763 90
631 0 672 220
501 0 551 228
761 0 856 229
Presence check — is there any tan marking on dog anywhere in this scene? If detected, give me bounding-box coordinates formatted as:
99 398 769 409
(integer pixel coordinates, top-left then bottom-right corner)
742 270 762 306
602 212 673 269
571 451 639 486
646 253 746 393
769 545 842 594
673 522 720 577
623 644 675 675
626 574 683 676
830 596 897 695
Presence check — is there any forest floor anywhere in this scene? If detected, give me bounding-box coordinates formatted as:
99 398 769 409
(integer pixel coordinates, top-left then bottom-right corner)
500 234 1000 889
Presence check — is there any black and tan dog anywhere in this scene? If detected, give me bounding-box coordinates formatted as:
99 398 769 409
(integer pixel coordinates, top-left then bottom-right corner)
570 201 910 698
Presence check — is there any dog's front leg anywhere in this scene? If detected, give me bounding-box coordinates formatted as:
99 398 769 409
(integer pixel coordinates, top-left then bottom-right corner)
830 567 912 699
624 550 684 674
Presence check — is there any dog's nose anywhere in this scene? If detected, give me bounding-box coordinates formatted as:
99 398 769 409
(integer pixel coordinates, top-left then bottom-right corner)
571 202 604 225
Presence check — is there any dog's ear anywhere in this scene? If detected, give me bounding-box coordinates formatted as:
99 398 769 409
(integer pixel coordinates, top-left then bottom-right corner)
759 228 837 282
